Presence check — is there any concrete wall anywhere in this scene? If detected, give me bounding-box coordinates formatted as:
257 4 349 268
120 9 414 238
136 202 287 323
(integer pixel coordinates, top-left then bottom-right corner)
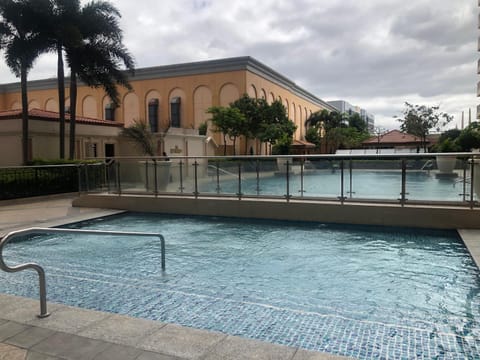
72 194 480 230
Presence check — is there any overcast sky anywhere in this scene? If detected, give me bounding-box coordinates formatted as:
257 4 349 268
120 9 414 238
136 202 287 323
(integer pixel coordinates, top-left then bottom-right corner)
0 0 477 130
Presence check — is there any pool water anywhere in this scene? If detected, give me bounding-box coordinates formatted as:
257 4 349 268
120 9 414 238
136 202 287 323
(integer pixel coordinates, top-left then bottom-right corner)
2 213 480 359
199 170 470 202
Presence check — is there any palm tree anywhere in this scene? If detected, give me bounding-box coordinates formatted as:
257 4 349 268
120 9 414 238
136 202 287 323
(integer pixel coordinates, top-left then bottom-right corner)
42 0 79 159
0 0 48 164
62 0 134 160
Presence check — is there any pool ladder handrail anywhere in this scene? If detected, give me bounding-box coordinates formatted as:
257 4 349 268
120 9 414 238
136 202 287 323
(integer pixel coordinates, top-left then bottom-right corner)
0 227 166 319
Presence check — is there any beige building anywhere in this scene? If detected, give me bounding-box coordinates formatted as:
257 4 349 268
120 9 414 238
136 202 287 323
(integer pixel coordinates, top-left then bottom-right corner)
0 56 335 166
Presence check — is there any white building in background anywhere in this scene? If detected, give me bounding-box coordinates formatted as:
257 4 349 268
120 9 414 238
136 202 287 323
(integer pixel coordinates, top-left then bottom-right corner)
328 100 375 133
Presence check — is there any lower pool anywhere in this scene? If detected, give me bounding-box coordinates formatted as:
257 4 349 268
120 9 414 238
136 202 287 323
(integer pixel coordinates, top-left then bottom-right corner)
2 213 480 359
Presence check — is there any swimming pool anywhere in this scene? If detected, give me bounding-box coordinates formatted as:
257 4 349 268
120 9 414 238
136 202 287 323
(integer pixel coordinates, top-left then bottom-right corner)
197 169 470 202
2 213 480 359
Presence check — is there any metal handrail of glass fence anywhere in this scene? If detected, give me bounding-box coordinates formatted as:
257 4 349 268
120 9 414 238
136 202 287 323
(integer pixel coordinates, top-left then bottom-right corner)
237 162 243 200
0 227 166 318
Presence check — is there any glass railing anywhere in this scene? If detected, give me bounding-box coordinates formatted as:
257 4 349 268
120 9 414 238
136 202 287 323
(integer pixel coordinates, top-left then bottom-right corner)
84 153 480 208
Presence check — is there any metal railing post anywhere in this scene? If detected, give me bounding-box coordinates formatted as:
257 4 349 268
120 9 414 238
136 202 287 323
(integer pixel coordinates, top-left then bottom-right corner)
145 160 149 191
470 156 475 209
215 161 221 194
116 161 122 195
77 164 82 195
153 159 158 196
339 160 345 203
400 159 407 206
255 159 261 195
348 159 354 199
285 160 291 202
237 162 243 200
193 160 199 198
178 160 185 193
84 164 90 193
299 158 305 196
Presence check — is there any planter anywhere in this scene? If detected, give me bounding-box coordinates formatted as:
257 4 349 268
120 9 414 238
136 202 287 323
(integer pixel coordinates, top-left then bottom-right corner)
435 155 457 174
140 160 171 191
276 157 293 173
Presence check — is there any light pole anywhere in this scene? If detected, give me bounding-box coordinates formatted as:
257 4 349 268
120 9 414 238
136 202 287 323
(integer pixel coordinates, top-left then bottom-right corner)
374 127 386 154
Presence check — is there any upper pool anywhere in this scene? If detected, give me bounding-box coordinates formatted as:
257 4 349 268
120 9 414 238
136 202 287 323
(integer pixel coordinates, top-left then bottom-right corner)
197 169 471 202
2 213 480 359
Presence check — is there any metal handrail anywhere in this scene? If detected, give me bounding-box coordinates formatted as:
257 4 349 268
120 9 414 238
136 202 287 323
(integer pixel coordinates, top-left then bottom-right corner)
0 227 166 318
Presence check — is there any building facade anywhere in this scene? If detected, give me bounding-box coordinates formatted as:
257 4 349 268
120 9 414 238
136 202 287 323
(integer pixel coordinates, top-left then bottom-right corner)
328 99 375 133
0 57 336 166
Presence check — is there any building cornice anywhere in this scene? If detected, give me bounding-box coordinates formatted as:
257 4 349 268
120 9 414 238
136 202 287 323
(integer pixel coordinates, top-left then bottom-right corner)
0 56 336 111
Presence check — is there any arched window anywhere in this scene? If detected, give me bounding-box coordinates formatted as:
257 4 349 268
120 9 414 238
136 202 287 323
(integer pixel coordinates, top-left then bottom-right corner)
105 103 115 121
148 98 159 132
170 97 181 128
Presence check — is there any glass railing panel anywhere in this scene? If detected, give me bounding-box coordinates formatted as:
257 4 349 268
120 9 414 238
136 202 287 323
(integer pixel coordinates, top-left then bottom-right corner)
405 156 472 203
346 158 403 201
114 158 156 194
195 158 242 196
291 158 342 199
167 158 196 195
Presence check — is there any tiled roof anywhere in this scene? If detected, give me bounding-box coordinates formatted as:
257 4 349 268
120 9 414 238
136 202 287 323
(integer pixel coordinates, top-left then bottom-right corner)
292 139 315 148
0 108 122 127
363 129 424 145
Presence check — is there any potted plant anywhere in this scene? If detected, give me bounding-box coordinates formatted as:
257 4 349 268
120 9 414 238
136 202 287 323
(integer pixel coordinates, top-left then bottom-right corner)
272 134 293 173
120 120 170 191
433 138 460 175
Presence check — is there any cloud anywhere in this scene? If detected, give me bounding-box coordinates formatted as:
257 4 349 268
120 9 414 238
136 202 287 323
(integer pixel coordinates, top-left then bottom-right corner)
0 0 477 130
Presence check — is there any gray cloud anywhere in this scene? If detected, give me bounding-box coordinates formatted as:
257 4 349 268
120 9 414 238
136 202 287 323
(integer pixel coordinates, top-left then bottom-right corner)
0 0 477 129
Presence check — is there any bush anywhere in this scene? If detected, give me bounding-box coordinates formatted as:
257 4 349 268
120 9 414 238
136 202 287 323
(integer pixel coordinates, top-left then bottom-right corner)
457 122 480 151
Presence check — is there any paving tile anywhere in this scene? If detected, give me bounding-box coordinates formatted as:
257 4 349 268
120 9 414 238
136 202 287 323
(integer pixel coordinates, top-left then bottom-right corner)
135 350 180 360
31 332 110 360
139 323 226 359
0 343 27 360
27 305 112 334
79 314 165 347
26 351 62 360
0 294 61 323
6 326 56 349
0 322 28 342
92 343 142 360
202 335 295 360
293 348 353 360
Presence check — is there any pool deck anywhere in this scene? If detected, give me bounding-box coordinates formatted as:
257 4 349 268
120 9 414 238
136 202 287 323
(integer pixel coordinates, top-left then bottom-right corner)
0 194 350 360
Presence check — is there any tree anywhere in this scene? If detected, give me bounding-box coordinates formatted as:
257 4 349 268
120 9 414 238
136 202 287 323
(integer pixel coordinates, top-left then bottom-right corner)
0 0 47 164
259 99 296 154
120 120 155 156
305 110 345 153
61 0 134 159
207 106 246 155
230 94 265 154
41 0 79 159
457 122 480 152
397 102 452 152
347 112 367 133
